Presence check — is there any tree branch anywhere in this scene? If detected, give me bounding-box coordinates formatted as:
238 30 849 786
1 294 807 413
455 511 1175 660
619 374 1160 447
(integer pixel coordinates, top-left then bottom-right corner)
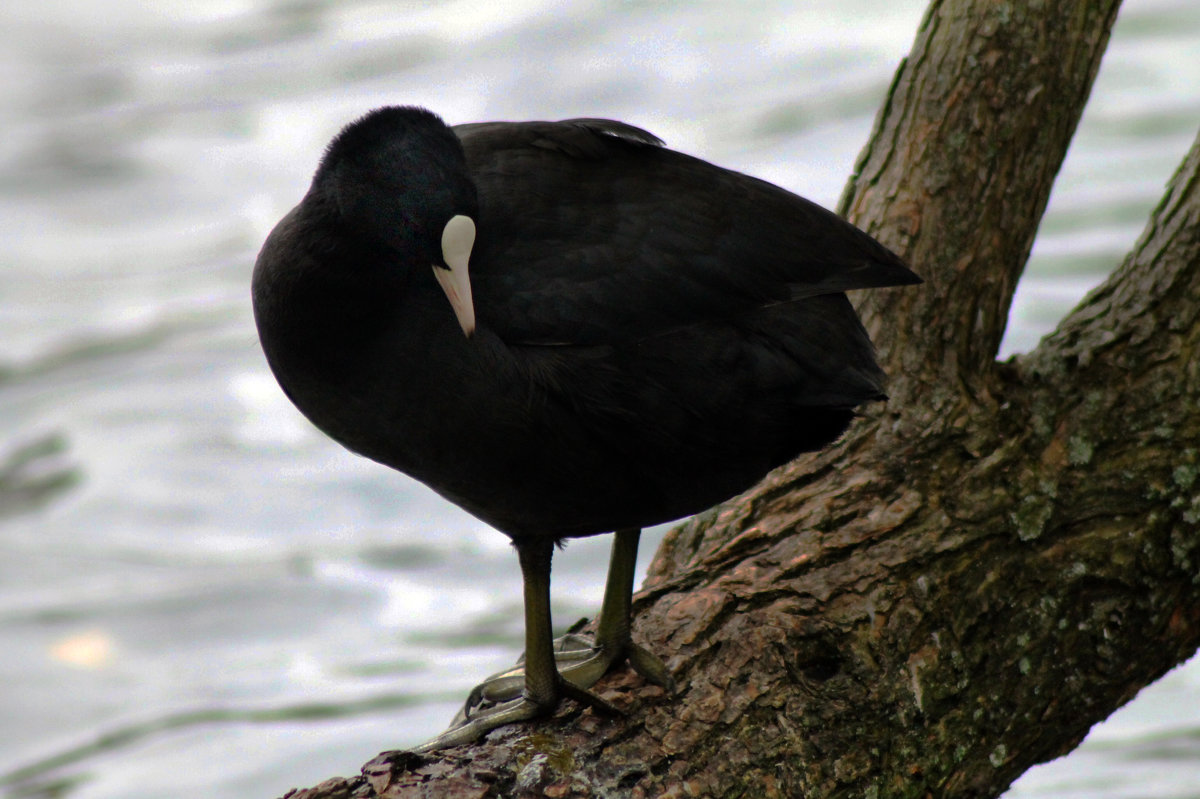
842 0 1122 386
1031 126 1200 372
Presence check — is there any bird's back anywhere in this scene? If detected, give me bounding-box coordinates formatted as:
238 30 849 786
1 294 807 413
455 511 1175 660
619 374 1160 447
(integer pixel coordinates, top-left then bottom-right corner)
429 119 916 537
456 119 913 351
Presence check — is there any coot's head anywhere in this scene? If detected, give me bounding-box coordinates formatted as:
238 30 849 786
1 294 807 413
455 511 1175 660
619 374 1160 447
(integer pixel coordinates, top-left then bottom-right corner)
312 106 477 257
310 106 479 336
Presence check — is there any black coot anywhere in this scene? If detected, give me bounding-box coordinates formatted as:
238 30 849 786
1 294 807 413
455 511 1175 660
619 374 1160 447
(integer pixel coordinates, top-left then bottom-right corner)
252 106 919 749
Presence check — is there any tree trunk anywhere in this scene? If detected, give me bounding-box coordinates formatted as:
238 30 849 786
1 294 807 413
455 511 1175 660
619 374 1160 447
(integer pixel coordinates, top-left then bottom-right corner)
279 0 1200 796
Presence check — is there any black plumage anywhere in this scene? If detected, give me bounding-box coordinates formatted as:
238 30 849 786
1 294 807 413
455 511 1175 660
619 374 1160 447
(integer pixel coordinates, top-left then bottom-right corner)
252 105 918 748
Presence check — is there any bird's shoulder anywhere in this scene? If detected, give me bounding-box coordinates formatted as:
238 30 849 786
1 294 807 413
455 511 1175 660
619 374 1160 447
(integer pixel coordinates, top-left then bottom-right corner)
453 117 665 161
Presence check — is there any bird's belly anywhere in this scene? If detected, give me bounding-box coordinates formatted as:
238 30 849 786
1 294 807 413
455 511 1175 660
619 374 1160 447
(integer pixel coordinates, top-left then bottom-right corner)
268 326 855 542
355 395 840 542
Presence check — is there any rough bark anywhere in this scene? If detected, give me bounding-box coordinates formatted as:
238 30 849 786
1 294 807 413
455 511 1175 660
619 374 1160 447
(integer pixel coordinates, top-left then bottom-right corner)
278 0 1200 796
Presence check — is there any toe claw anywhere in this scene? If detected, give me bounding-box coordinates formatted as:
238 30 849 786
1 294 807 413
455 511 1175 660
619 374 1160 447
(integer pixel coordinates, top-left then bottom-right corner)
627 641 675 692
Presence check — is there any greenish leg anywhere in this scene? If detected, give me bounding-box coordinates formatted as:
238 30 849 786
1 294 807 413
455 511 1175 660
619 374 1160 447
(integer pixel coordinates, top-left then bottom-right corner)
560 527 673 691
412 537 621 752
450 528 674 726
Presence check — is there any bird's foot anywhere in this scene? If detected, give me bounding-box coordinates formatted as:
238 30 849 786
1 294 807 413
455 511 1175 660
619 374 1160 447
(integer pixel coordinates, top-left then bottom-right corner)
548 630 674 698
412 669 622 752
411 694 548 752
411 530 673 752
454 627 673 724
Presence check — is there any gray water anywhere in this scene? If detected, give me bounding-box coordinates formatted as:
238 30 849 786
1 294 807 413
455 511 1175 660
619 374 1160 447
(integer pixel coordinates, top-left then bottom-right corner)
1 2 1198 798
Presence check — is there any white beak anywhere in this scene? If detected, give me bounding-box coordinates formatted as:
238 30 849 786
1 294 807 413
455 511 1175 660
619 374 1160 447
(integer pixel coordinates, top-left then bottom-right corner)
434 214 477 337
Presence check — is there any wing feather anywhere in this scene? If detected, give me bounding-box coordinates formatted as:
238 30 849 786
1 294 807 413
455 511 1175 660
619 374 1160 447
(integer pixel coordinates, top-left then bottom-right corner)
454 119 918 346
